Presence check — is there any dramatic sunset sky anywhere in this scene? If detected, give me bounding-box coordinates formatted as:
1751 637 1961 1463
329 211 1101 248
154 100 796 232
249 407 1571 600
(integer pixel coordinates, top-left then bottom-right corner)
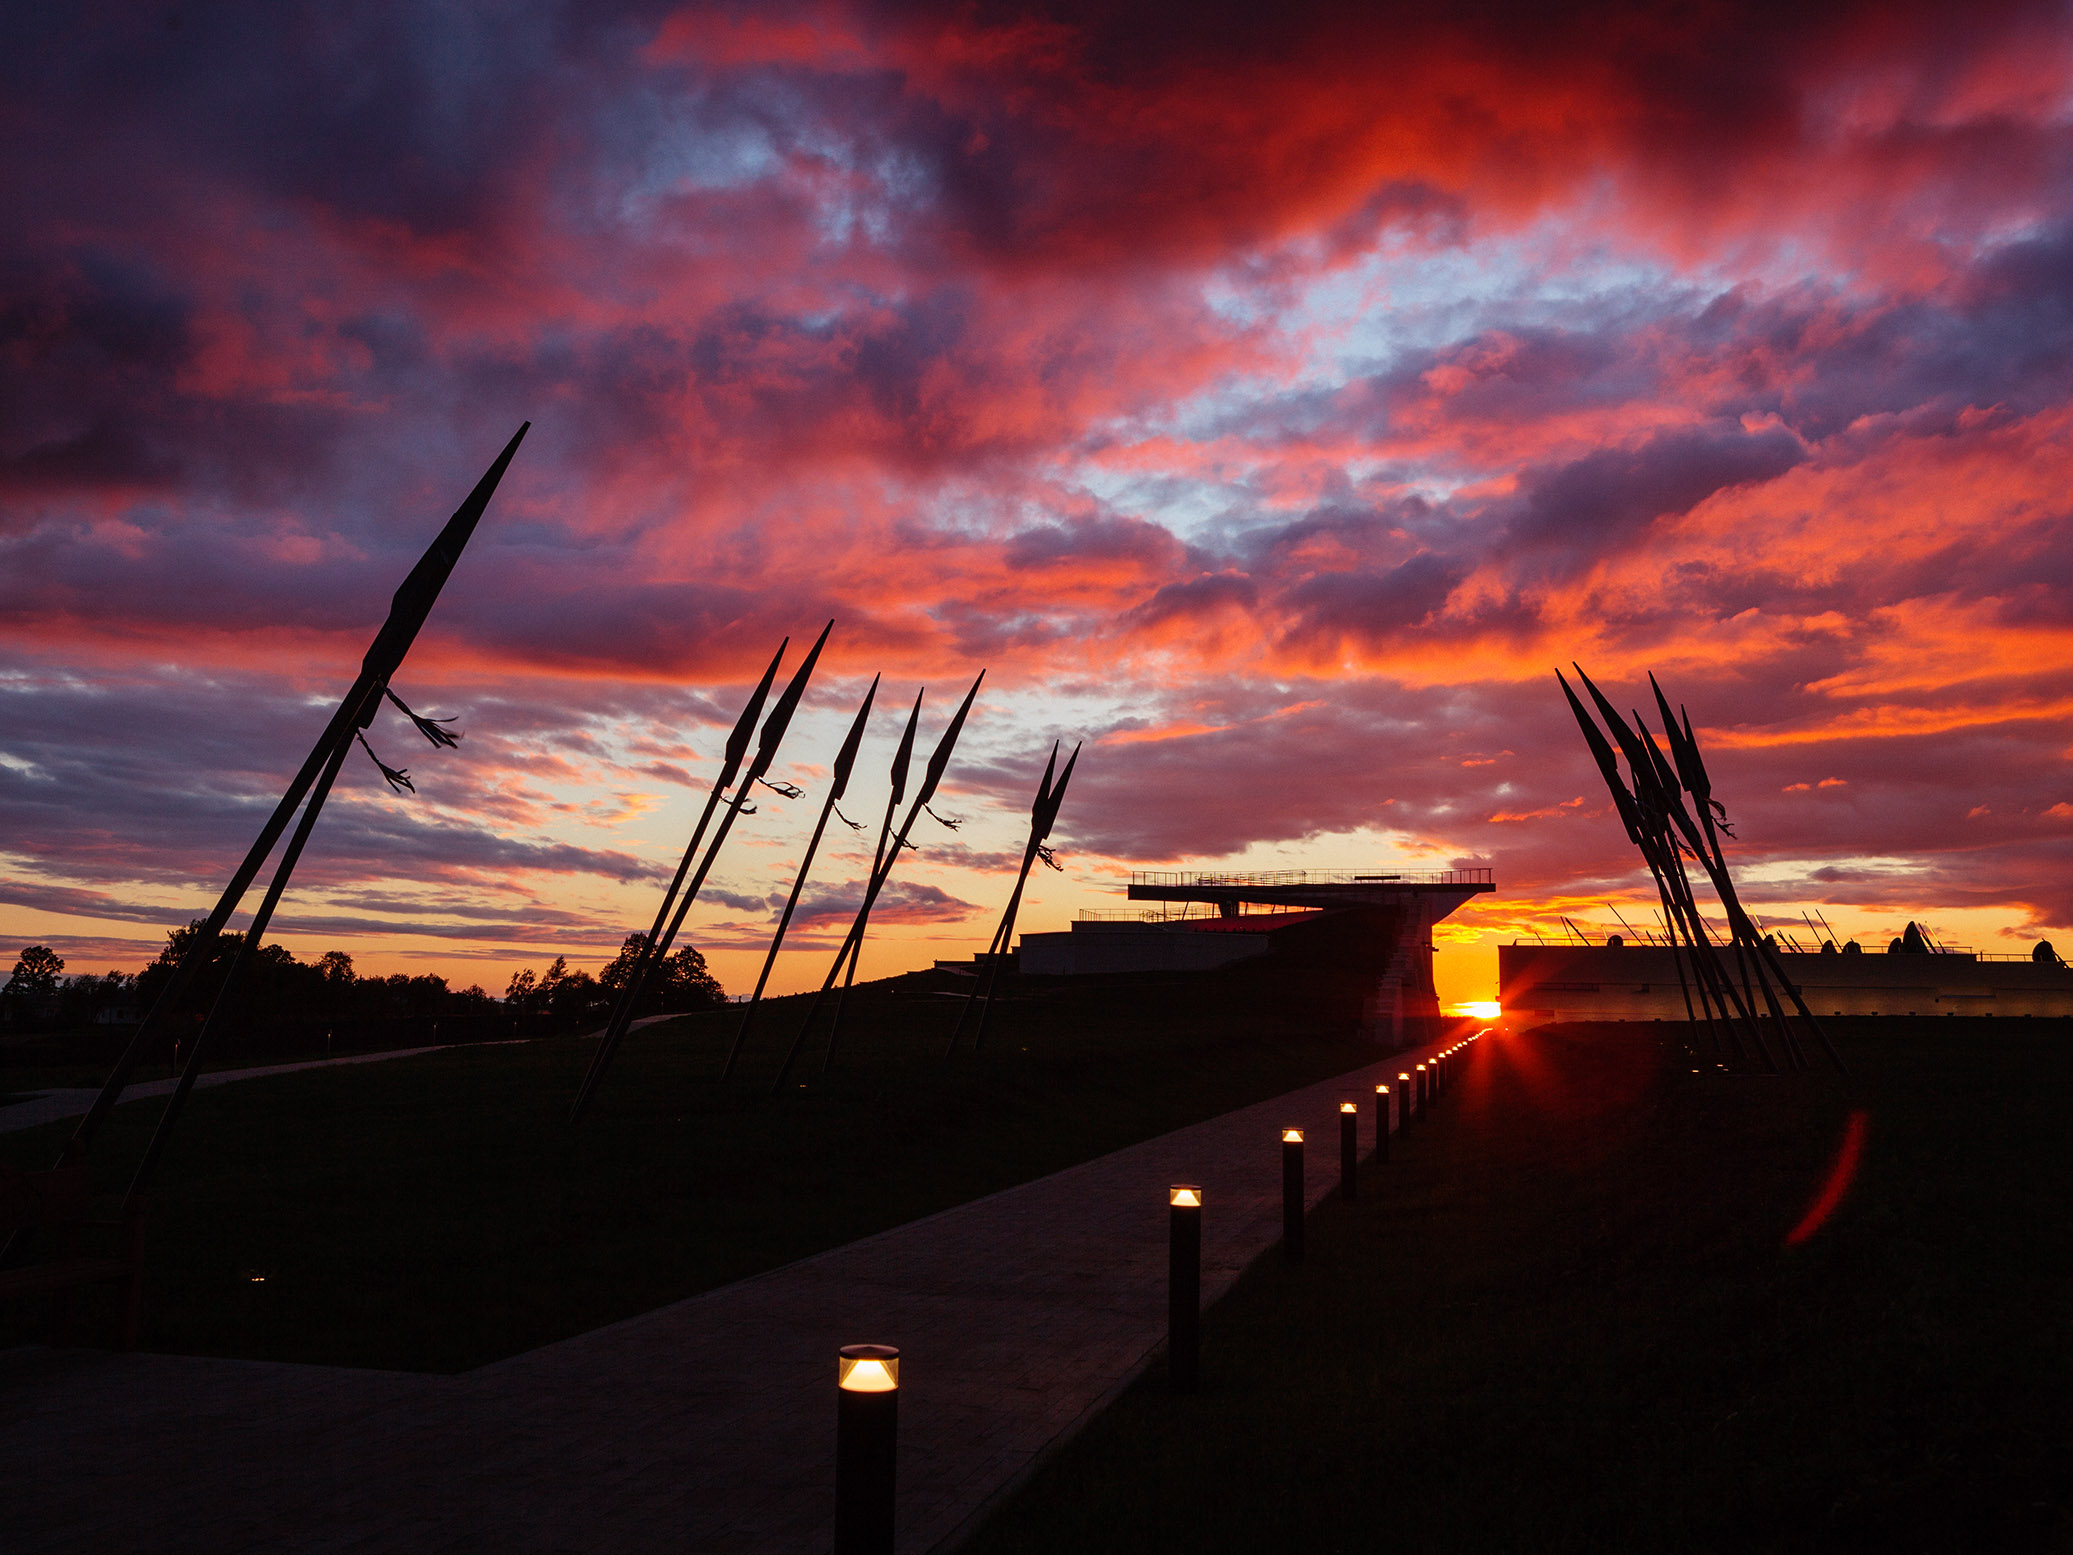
5 0 2073 1006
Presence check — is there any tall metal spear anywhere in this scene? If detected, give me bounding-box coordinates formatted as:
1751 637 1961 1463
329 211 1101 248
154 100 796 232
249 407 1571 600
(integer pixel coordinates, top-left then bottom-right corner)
565 639 785 1102
720 673 880 1081
1645 677 1845 1072
767 671 983 1092
1639 713 1804 1068
1558 671 1713 1045
53 424 528 1174
1561 670 1759 1059
571 621 831 1122
1572 666 1781 1067
1589 675 1775 1065
945 742 1054 1055
952 740 1079 1055
819 671 982 1072
1650 679 1795 1055
845 688 925 999
124 730 354 1205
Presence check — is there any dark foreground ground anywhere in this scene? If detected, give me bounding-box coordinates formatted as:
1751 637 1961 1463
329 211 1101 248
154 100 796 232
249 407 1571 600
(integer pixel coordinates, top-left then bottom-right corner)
1 971 1381 1370
966 1017 2073 1554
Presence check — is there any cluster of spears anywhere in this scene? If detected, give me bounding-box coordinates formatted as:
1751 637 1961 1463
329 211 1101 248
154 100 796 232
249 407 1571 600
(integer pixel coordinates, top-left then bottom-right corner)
1558 666 1845 1075
9 430 1080 1255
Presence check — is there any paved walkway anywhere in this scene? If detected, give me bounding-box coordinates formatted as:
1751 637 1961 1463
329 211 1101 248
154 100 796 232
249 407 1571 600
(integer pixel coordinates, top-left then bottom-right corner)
3 1039 1455 1553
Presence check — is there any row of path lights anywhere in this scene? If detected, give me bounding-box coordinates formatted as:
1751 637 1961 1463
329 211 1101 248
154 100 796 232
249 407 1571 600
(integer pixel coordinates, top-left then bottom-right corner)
835 1031 1491 1551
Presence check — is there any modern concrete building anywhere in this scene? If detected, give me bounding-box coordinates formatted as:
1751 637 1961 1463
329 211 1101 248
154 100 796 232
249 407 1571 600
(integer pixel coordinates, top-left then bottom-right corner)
1019 868 1494 1046
1500 939 2073 1021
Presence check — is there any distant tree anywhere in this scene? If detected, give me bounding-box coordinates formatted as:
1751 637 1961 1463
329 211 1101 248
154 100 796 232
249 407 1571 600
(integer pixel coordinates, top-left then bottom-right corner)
5 945 65 1025
599 934 647 1000
318 950 356 986
505 966 538 1007
654 944 725 1012
8 945 64 998
547 967 605 1027
135 921 241 1016
54 970 136 1028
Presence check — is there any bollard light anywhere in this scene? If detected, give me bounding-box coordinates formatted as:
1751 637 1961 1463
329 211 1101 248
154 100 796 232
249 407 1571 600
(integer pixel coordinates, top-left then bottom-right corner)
1373 1084 1390 1162
1397 1073 1412 1133
1340 1101 1359 1201
1415 1062 1428 1120
1169 1185 1202 1391
836 1344 900 1555
1282 1128 1305 1263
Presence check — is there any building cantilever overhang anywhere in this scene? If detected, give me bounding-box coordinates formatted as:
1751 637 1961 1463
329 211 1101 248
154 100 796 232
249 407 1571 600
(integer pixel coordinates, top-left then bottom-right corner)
1018 868 1494 1048
1126 867 1493 917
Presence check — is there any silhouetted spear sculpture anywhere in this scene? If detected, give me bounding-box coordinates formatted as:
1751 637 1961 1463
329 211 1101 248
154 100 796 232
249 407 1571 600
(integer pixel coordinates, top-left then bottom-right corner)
1560 667 1769 1065
947 739 1080 1056
583 637 784 1066
570 622 832 1123
45 424 529 1215
721 672 881 1081
769 671 985 1093
833 686 924 1012
1561 664 1845 1074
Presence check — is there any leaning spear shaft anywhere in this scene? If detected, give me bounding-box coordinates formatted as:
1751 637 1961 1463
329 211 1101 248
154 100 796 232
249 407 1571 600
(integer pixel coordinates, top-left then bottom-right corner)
820 671 983 1074
763 689 920 1091
572 623 830 1121
1650 681 1842 1072
1574 667 1773 1062
1563 670 1749 1056
1640 719 1803 1068
768 672 983 1092
968 741 1078 1054
60 423 528 1166
1559 673 1716 1047
125 730 354 1204
586 639 787 1064
721 673 880 1080
946 743 1056 1055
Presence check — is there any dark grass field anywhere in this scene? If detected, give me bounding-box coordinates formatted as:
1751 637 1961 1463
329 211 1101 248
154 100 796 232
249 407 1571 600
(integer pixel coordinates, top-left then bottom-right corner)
1 972 1378 1372
964 1016 2073 1554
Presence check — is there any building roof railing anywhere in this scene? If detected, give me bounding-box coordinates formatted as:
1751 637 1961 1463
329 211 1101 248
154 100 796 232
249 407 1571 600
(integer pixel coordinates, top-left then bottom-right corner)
1130 867 1493 890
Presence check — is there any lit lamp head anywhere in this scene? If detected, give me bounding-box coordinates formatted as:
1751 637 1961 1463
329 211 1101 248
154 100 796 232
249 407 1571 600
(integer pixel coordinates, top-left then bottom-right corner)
837 1344 900 1393
1376 1083 1389 1097
1282 1127 1305 1144
1170 1185 1202 1208
1398 1071 1410 1084
1340 1101 1358 1114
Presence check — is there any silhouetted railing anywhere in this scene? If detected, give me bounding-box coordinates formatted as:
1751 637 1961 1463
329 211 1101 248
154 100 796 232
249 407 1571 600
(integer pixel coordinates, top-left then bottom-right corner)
1131 868 1493 889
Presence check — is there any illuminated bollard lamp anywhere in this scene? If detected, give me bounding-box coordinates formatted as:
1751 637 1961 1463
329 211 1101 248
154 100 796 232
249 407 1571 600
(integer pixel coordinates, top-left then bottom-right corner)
1415 1062 1428 1120
835 1344 900 1555
1282 1128 1305 1263
1373 1083 1390 1162
1169 1186 1202 1391
1397 1072 1412 1133
1339 1101 1360 1200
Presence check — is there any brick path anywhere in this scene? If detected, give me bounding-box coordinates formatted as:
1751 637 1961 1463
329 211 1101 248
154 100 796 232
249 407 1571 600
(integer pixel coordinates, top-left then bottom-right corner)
3 1039 1454 1553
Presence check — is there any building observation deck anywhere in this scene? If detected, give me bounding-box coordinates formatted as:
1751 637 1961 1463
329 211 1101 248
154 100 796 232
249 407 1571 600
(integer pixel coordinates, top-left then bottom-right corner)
1127 867 1494 918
